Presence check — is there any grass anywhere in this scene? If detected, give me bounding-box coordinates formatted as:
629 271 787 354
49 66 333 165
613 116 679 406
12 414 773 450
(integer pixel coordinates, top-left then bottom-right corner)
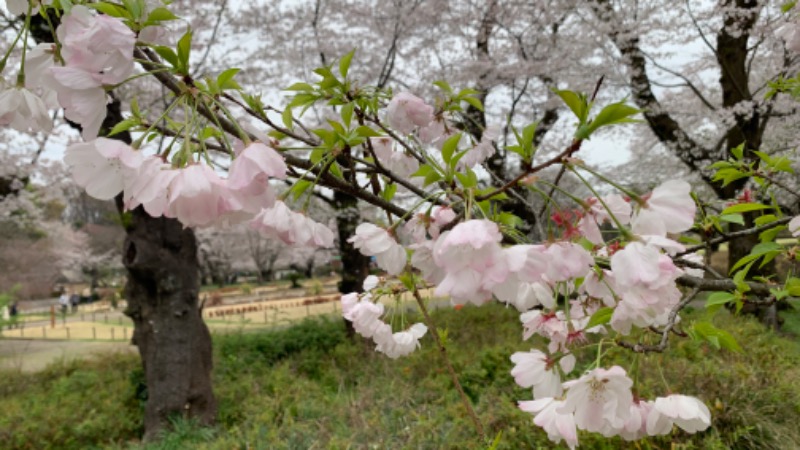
1 302 799 449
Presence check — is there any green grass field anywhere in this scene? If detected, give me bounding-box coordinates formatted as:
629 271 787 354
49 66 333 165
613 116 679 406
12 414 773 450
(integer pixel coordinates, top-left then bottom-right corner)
1 302 799 449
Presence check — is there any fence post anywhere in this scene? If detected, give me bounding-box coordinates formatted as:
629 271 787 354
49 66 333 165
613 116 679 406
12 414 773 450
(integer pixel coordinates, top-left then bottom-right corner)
92 327 96 340
123 327 127 341
50 305 55 329
42 327 46 338
111 328 115 340
66 327 70 339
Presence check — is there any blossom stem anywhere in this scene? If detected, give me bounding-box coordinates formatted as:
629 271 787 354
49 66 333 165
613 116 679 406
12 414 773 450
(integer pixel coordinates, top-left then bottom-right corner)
16 2 34 86
574 163 644 205
410 286 486 443
570 167 634 241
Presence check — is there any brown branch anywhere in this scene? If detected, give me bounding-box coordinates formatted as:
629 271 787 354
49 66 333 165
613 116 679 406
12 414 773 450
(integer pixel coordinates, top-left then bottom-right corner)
676 216 793 257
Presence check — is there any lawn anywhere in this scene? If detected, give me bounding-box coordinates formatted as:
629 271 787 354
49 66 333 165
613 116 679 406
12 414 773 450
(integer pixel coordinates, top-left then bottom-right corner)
1 302 799 449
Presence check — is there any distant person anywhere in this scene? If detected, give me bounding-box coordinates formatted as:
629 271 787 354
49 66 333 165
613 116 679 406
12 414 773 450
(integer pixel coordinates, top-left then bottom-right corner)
70 293 80 312
9 301 18 328
59 292 69 315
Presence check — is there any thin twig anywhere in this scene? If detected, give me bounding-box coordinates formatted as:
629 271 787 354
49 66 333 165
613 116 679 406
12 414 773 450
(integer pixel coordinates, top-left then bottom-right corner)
411 286 486 443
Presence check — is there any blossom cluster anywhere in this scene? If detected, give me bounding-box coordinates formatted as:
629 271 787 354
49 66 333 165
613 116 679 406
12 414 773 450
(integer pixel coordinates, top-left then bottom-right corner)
334 90 721 446
341 276 428 359
64 137 333 245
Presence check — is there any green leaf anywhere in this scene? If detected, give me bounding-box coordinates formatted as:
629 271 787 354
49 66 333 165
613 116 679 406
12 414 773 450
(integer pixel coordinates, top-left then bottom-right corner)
356 126 382 138
462 96 484 112
281 107 294 130
754 214 778 226
381 182 397 202
585 101 641 136
216 68 242 91
433 80 453 94
176 29 193 74
720 203 772 215
285 82 314 91
90 2 130 18
730 143 745 160
586 307 613 329
108 118 138 136
718 214 744 225
289 179 313 201
786 277 800 297
554 89 589 123
340 103 354 128
691 321 742 352
440 133 462 165
705 292 736 313
153 45 178 68
339 49 355 78
145 6 179 23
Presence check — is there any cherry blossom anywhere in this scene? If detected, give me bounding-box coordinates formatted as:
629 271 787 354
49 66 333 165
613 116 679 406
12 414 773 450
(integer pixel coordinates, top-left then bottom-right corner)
124 156 178 217
349 223 406 275
385 91 434 134
519 398 579 449
374 323 428 359
631 180 696 236
789 215 800 237
5 0 51 15
56 5 136 86
0 84 52 133
648 395 711 434
371 137 419 178
432 220 509 305
64 138 143 200
251 201 335 248
459 125 500 168
559 366 634 433
510 349 562 399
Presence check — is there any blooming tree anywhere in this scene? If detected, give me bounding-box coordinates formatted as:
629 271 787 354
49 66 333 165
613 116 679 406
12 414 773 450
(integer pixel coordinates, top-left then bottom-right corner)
3 0 800 446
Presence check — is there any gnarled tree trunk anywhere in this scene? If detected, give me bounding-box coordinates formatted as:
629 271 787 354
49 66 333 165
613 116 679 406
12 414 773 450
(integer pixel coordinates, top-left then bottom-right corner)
117 201 217 440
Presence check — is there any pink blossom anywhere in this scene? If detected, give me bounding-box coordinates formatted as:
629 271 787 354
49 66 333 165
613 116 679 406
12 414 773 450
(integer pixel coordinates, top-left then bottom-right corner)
56 5 135 85
371 137 419 178
560 366 634 433
432 220 509 304
580 270 617 308
6 0 51 15
374 323 428 359
648 395 711 434
227 142 286 214
251 201 335 248
631 180 695 236
0 85 52 133
410 241 445 284
124 156 178 217
510 350 562 399
543 242 594 283
64 138 143 200
459 125 500 168
620 400 655 441
418 117 447 145
348 223 406 275
610 242 662 288
519 398 579 449
521 310 567 342
789 215 800 237
385 92 433 134
49 68 108 139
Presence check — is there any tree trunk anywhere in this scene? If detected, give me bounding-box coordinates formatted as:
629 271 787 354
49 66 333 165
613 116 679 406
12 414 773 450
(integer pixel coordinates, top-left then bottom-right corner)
118 202 217 440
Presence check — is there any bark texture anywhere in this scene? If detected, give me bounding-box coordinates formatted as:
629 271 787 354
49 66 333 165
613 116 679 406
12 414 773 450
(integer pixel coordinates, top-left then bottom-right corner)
119 202 217 440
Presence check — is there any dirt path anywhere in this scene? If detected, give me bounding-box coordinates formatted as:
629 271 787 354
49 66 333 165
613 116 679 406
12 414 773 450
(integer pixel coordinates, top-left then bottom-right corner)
0 339 135 373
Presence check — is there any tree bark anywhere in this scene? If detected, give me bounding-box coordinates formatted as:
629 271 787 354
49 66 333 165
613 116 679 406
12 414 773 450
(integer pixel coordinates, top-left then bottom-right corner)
118 201 217 440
